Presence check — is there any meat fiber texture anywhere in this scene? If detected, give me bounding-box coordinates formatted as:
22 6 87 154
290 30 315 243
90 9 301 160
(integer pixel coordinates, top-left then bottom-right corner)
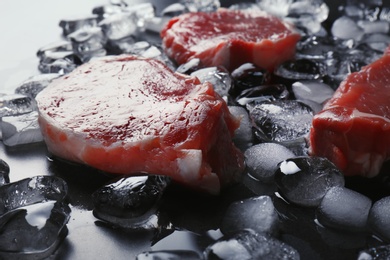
309 48 390 178
35 55 244 194
160 8 301 72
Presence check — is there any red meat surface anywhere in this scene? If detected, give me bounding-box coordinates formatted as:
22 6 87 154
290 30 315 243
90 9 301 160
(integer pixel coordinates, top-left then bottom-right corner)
36 55 244 194
160 8 301 72
309 50 390 178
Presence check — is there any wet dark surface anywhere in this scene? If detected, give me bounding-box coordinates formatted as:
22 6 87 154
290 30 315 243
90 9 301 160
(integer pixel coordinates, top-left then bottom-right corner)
1 0 390 259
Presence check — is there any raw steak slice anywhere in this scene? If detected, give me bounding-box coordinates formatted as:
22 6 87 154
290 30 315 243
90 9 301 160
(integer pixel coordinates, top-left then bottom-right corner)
35 55 244 194
309 49 390 178
160 8 301 72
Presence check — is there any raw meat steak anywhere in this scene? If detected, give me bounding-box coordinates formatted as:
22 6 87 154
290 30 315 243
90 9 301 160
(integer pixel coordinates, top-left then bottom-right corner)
309 50 390 178
35 55 244 194
160 8 301 72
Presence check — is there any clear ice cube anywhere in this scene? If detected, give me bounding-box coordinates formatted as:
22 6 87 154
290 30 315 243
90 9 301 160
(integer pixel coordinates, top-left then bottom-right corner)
331 16 365 41
368 196 390 241
274 157 345 207
292 80 334 105
161 3 187 17
0 94 36 117
244 143 295 183
123 3 156 29
67 27 107 62
204 229 300 260
248 99 313 144
228 106 253 151
357 20 390 34
92 4 124 20
0 175 70 258
316 186 372 231
36 40 73 59
99 12 138 40
221 195 279 235
180 0 221 13
1 111 43 147
59 15 99 37
274 59 326 81
235 84 289 106
256 0 293 17
0 159 10 187
191 67 232 98
14 74 61 99
38 50 78 75
92 175 170 228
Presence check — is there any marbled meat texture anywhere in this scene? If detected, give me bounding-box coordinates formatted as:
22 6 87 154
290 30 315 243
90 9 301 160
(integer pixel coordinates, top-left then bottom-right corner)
161 8 301 72
36 55 244 194
309 49 390 178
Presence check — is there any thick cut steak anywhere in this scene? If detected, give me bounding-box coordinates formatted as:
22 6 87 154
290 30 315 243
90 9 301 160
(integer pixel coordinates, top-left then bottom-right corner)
36 55 244 194
160 8 301 72
309 50 390 178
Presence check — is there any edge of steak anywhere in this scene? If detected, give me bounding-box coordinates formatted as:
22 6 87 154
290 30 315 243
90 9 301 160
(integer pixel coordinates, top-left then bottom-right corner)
36 55 244 194
309 49 390 178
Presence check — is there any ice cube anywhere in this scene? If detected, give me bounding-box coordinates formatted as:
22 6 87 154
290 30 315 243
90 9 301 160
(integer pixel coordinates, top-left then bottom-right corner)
229 2 262 11
92 4 124 20
99 11 138 40
248 99 313 144
14 74 61 99
316 186 372 231
331 16 364 41
368 196 390 241
0 159 10 187
176 58 202 74
1 111 43 147
228 106 253 151
106 36 137 54
358 245 390 260
292 80 334 105
180 0 221 13
59 15 99 37
230 63 269 96
274 157 345 207
161 3 187 17
0 94 36 117
244 143 295 182
36 40 73 59
92 175 170 228
357 20 390 34
67 27 107 62
274 59 327 82
123 3 156 29
241 172 278 196
136 250 202 260
235 84 289 106
221 195 279 235
361 33 390 52
144 16 170 33
191 67 232 98
204 229 300 260
256 0 293 17
0 200 70 259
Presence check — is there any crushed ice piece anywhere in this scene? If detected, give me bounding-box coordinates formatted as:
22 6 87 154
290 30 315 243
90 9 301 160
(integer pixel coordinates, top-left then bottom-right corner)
99 11 138 40
0 159 10 187
280 160 301 175
235 84 289 106
316 186 372 231
331 16 364 41
105 36 137 54
36 40 73 59
14 74 61 99
248 99 313 144
123 3 156 29
136 250 202 260
92 4 124 19
59 15 99 37
274 59 326 81
230 63 269 97
92 175 170 228
176 58 201 74
1 111 43 147
144 16 170 33
204 229 300 260
256 0 292 17
0 94 36 117
191 66 232 98
292 80 334 104
274 157 345 207
180 0 221 13
228 106 253 151
221 195 279 235
368 196 390 241
161 3 187 17
244 143 295 182
38 50 79 74
67 27 107 62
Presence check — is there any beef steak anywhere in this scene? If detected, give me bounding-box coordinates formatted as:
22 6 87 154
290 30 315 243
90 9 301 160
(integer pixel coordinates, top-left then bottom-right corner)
36 55 244 194
309 49 390 178
161 8 301 72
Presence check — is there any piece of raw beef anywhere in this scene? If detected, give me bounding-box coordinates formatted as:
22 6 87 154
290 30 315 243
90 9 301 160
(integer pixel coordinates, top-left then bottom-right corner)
309 49 390 178
161 8 301 72
35 55 244 194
